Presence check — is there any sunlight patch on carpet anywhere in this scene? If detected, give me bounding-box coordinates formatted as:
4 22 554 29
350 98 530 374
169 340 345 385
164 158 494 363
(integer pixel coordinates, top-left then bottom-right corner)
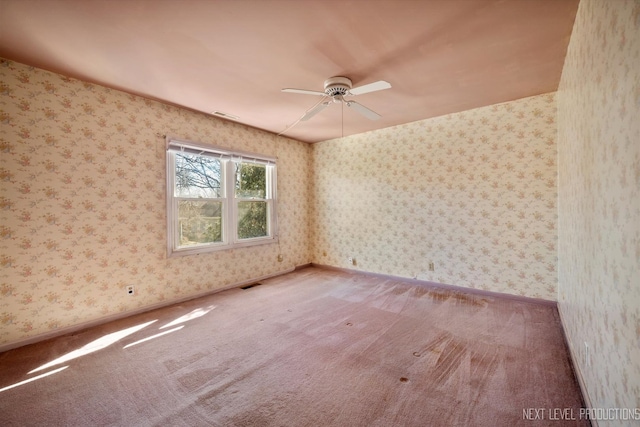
29 320 157 373
160 305 216 329
0 366 69 393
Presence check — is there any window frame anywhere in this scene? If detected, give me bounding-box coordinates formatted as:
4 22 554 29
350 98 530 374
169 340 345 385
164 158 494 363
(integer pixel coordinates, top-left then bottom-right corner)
166 137 277 257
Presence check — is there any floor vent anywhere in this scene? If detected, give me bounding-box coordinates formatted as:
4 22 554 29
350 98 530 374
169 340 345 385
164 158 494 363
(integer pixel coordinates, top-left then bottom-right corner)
240 283 261 290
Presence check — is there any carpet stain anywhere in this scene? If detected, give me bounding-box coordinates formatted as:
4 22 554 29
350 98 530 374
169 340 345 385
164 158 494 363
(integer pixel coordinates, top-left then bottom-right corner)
389 284 411 296
399 377 409 382
451 292 488 307
411 286 431 298
427 290 487 307
428 290 451 303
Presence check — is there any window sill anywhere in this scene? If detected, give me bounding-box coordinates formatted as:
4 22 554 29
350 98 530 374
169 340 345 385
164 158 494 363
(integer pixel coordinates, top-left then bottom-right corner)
168 236 279 258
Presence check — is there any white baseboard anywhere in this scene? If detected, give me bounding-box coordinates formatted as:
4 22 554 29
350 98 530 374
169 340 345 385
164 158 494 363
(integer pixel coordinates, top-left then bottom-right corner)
0 266 295 354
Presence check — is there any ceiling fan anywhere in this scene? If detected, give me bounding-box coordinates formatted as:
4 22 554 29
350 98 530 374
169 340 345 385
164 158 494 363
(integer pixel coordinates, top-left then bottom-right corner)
282 76 391 122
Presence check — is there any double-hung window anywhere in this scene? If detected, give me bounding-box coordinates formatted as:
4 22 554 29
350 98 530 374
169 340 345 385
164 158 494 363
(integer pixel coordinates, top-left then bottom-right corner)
166 137 277 256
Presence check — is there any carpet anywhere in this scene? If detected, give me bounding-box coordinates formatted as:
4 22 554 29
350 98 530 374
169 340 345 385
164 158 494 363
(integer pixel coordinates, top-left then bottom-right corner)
0 267 587 426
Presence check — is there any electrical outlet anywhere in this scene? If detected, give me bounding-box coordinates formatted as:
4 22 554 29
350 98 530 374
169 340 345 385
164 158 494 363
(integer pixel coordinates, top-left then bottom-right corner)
277 254 283 262
584 342 590 367
347 257 356 266
428 262 435 271
126 285 135 296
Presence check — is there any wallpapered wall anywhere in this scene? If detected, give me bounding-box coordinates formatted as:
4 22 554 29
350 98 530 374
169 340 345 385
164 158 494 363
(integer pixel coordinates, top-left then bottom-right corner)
311 93 558 300
0 59 312 347
557 0 640 417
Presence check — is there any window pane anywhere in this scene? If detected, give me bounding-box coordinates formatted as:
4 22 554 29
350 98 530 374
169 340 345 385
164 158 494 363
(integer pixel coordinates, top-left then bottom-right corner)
178 200 223 246
235 163 266 198
175 154 222 198
237 201 268 239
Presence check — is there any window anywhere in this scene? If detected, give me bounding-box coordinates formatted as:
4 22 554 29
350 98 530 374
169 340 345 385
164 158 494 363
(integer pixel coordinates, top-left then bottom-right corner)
166 138 277 256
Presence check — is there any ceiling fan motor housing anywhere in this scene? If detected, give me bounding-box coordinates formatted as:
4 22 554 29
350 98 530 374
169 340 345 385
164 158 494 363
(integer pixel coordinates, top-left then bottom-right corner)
324 76 352 97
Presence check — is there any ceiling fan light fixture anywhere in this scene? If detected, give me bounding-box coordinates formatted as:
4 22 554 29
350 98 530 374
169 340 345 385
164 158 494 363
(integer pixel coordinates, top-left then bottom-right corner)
323 76 352 97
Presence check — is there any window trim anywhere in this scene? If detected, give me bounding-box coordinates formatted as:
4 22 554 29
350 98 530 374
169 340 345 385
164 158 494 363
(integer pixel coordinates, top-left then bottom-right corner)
166 137 277 257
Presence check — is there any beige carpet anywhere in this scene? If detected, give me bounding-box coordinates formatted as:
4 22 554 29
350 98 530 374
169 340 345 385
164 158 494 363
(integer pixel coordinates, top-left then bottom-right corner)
0 267 587 426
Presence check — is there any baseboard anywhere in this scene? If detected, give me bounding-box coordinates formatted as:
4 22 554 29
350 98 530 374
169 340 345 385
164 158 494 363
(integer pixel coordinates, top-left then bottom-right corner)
557 305 597 427
310 263 557 307
0 263 557 353
0 266 297 354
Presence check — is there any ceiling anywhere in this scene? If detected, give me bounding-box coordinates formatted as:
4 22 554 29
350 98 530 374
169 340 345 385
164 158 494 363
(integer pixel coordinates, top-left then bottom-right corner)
0 0 579 143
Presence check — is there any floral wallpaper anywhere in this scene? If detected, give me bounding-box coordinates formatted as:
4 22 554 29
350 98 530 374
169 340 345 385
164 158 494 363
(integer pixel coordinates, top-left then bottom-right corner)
311 93 558 300
0 59 312 348
557 0 640 418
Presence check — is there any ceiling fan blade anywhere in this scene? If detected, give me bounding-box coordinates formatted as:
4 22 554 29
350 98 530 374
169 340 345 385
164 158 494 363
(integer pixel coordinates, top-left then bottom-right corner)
301 101 331 121
346 101 381 120
349 80 391 96
282 88 326 96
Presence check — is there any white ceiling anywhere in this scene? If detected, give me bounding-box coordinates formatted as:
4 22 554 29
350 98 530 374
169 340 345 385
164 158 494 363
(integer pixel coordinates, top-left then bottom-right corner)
0 0 579 143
